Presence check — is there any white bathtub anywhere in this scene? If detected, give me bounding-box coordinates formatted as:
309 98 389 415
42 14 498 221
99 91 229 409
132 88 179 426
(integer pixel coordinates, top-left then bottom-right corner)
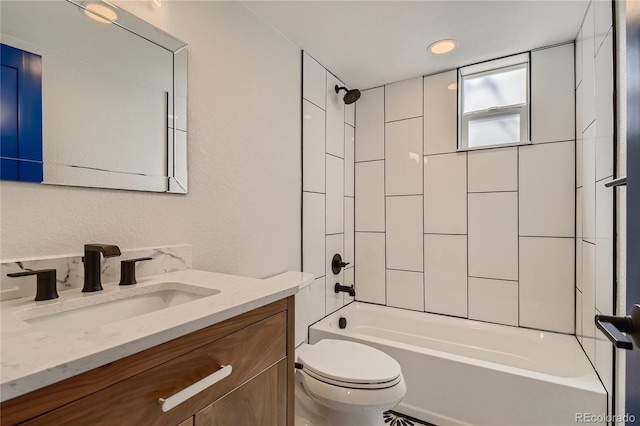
309 302 607 426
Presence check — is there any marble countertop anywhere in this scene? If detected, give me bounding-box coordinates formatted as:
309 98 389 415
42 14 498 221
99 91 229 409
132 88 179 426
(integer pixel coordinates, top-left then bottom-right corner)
1 269 312 402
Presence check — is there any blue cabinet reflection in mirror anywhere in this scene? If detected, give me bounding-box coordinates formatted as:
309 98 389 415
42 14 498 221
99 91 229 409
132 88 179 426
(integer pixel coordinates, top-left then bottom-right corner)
0 43 43 183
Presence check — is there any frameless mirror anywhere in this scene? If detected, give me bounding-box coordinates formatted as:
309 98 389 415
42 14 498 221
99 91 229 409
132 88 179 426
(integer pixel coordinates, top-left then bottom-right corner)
0 0 188 193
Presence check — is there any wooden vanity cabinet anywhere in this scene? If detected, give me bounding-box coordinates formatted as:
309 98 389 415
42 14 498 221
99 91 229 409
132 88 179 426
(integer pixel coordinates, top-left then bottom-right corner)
1 297 295 426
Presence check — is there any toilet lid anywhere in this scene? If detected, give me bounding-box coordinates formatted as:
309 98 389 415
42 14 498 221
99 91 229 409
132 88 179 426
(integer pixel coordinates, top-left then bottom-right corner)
298 339 401 386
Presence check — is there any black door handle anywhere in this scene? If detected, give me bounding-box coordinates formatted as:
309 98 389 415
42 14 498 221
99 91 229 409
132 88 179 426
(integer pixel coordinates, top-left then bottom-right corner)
595 304 640 350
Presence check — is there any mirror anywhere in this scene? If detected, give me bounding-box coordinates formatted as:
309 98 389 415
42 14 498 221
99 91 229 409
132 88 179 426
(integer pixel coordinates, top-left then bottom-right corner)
0 0 188 193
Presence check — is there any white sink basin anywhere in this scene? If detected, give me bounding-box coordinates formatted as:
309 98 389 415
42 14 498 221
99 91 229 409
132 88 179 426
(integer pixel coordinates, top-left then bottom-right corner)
14 282 219 334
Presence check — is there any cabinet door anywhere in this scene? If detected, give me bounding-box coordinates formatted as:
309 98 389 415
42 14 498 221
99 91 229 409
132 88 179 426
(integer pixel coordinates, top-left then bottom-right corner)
195 359 287 426
177 417 194 426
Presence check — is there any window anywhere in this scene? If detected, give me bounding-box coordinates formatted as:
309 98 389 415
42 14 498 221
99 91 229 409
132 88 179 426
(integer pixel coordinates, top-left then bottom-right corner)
458 53 530 150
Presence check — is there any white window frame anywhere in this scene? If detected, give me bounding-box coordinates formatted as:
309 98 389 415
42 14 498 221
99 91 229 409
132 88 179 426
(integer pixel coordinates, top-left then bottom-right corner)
457 53 531 151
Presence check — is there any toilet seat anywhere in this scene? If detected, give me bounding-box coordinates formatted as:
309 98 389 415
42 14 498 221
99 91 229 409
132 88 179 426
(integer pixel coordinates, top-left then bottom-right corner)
297 340 402 390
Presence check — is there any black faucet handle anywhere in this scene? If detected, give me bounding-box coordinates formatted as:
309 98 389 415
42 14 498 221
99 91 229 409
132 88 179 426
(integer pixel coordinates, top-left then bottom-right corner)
119 257 152 286
7 269 59 301
331 254 350 274
85 244 121 258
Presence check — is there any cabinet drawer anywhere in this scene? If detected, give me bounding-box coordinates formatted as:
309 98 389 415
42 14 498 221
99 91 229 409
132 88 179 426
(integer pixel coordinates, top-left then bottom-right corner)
24 312 286 426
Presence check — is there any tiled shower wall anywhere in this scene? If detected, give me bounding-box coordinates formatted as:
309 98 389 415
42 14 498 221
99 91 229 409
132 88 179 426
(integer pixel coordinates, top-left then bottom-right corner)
575 0 615 405
354 43 577 334
299 52 355 341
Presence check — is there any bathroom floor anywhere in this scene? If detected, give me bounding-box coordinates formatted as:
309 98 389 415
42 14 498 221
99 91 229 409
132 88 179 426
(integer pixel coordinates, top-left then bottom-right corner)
384 411 434 426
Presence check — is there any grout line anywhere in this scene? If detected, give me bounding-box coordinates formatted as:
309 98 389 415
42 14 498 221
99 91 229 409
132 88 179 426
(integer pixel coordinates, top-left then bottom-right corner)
424 232 468 236
518 235 575 239
354 158 385 164
469 275 519 283
303 97 326 112
517 145 521 326
387 267 425 274
422 76 426 313
326 152 344 161
386 193 423 198
383 84 388 306
385 116 423 124
595 174 615 183
466 149 470 319
303 190 326 196
468 190 518 194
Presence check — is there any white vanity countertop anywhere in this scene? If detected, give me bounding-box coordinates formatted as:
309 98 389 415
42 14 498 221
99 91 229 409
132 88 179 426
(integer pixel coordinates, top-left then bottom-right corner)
0 269 312 402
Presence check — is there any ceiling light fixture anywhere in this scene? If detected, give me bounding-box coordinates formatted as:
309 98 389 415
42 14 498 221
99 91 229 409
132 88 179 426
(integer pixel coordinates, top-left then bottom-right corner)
429 39 456 55
84 3 117 23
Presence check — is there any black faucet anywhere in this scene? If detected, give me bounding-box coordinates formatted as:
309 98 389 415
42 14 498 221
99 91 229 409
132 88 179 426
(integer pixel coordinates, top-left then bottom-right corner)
7 269 59 301
335 283 356 297
83 244 121 292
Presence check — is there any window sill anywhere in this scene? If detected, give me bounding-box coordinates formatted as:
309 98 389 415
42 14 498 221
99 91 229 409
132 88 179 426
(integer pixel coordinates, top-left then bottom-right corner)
457 140 532 152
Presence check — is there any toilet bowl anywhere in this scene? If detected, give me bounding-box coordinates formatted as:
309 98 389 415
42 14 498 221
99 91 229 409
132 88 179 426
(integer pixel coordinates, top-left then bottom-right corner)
294 339 406 426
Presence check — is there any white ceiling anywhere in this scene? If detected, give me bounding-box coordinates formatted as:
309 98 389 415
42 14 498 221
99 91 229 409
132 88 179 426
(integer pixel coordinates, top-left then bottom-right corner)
243 1 589 89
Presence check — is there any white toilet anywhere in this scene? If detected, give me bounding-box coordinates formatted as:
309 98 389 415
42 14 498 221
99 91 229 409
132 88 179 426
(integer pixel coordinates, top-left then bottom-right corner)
294 281 406 426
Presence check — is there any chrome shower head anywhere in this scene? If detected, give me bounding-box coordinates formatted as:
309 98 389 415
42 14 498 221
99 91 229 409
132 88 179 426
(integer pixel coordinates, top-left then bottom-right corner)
335 85 361 104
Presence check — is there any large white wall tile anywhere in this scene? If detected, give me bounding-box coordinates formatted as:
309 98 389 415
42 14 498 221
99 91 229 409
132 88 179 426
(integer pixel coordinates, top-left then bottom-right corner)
326 73 345 158
467 147 517 193
385 77 423 122
576 289 583 343
355 232 386 304
519 237 575 333
345 101 355 127
594 0 612 54
302 100 325 193
309 277 326 324
519 141 575 237
387 270 424 311
385 117 423 195
295 283 311 345
326 155 344 234
596 179 613 240
576 187 583 291
344 267 355 305
531 44 575 144
302 192 325 279
303 52 326 109
355 161 385 231
583 125 596 242
386 196 423 271
595 33 614 140
468 192 518 281
424 234 467 317
344 125 355 197
595 325 613 395
424 71 457 155
344 197 354 265
582 3 596 132
468 277 518 326
582 242 596 361
576 27 583 88
424 153 467 234
326 275 344 315
326 233 344 285
355 87 385 161
595 33 614 181
595 238 613 315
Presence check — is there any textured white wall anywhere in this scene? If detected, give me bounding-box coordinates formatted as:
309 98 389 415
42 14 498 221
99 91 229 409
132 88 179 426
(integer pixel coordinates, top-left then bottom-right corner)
0 1 302 279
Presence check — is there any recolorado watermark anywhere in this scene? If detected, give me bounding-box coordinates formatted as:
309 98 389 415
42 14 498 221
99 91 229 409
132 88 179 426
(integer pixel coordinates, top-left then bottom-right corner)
576 413 636 423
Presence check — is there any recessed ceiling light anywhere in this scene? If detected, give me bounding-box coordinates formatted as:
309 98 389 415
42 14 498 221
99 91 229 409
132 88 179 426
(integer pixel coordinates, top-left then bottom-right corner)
84 3 117 23
429 39 456 55
447 82 458 90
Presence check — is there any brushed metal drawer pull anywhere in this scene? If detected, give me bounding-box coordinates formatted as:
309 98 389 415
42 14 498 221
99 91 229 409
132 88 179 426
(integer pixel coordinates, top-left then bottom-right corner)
158 364 232 412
